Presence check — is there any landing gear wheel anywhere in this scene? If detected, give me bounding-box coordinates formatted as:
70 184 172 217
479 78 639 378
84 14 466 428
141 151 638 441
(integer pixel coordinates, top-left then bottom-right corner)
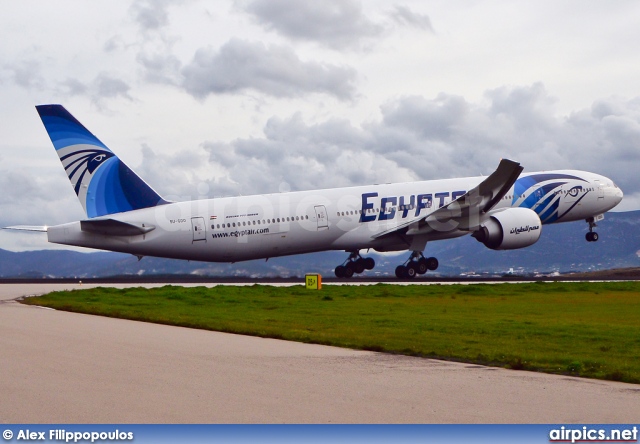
586 232 599 242
353 258 366 274
395 265 407 278
416 258 428 275
406 263 417 278
426 257 439 271
335 251 376 278
363 257 375 270
344 262 355 278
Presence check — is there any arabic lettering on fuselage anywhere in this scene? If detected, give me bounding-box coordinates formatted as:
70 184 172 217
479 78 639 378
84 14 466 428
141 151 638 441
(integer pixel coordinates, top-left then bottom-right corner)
359 191 466 223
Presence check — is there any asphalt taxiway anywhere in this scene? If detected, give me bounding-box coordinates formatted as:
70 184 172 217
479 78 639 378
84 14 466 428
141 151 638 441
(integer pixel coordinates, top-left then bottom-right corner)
1 283 638 423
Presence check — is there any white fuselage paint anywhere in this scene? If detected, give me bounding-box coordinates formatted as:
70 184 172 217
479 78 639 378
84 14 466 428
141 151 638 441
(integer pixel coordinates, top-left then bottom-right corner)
47 170 623 262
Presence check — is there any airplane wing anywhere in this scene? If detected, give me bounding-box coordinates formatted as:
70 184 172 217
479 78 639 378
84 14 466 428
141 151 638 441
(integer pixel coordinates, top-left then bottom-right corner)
373 159 523 239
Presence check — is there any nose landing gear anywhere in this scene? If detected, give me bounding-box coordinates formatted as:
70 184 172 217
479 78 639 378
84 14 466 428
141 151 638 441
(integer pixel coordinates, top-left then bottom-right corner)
586 217 599 242
395 252 438 278
334 251 375 278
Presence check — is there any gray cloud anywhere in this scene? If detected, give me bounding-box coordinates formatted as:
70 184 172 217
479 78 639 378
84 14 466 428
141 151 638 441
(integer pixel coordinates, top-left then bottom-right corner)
3 59 45 90
59 78 89 96
95 73 132 100
244 0 383 50
103 35 133 54
372 85 640 197
136 52 182 84
181 39 357 100
201 112 416 196
125 0 186 87
54 73 134 109
389 5 434 32
39 83 633 208
0 166 84 228
130 0 171 32
168 84 639 208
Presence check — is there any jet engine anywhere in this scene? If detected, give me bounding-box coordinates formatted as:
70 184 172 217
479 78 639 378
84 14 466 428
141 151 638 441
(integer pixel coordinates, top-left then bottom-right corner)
472 208 542 250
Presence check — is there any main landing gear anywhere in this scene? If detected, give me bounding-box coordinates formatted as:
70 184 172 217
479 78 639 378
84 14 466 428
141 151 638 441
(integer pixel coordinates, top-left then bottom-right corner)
586 218 599 242
334 251 375 278
395 252 438 279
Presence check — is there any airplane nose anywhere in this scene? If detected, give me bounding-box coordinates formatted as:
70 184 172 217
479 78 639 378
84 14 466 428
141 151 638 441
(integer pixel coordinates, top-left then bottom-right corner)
599 176 623 210
616 186 624 204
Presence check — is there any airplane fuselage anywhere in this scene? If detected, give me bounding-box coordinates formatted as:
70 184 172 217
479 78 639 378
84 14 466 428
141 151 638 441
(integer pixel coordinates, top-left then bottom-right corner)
47 169 623 262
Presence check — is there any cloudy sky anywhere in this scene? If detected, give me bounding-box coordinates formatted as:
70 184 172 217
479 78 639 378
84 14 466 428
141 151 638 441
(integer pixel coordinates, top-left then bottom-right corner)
2 0 640 251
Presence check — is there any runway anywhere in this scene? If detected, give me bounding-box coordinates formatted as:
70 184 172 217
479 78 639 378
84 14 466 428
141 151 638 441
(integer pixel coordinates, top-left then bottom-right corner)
1 283 638 423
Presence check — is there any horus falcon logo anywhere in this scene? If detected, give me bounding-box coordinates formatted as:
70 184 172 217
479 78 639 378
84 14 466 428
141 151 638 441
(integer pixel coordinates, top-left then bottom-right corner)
60 148 115 195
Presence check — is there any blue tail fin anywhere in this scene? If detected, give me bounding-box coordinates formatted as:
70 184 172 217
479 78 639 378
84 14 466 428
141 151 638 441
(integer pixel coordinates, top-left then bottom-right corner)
36 104 168 218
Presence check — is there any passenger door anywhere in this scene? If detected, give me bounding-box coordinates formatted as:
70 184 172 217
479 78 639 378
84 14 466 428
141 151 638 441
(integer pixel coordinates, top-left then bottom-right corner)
191 217 206 242
314 205 329 230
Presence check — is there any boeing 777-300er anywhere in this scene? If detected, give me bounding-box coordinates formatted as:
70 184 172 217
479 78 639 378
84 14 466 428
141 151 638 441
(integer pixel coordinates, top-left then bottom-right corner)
3 105 624 278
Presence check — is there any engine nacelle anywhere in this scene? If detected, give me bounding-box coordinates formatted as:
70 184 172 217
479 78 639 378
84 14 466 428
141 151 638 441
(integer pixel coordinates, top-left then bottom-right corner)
472 208 542 250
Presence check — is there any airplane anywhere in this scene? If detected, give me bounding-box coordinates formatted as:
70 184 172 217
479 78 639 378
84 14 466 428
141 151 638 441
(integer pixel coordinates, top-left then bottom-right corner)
3 104 624 278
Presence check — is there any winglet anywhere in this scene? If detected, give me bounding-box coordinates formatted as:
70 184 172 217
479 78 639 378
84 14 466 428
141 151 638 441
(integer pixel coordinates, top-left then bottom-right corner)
477 159 523 212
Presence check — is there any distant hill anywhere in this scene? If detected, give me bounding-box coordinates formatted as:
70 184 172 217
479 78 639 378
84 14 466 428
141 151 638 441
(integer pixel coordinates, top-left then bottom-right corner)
1 210 638 278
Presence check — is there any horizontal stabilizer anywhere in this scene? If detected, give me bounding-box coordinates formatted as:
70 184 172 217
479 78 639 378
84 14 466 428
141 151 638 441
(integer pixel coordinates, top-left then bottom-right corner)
80 219 155 236
2 225 48 232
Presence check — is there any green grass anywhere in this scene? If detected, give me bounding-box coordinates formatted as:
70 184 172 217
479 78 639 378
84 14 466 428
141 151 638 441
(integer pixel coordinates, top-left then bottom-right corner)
22 282 640 383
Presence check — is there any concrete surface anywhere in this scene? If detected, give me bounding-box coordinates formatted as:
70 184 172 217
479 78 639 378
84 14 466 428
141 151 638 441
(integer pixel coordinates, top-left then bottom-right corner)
1 283 638 423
